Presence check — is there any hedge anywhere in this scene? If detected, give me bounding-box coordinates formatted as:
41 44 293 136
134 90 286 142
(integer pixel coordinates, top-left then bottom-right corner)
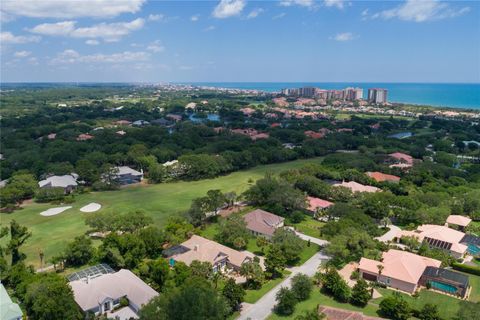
451 262 480 276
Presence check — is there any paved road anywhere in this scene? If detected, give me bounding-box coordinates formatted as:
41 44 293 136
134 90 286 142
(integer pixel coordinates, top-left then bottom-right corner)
237 250 330 320
375 225 401 243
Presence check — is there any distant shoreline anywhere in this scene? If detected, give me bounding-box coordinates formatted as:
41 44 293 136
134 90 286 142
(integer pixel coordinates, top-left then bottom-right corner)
1 82 479 110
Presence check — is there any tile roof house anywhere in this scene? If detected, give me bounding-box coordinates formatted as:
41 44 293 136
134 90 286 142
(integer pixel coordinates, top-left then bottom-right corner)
77 133 94 141
0 284 22 320
446 215 472 230
114 166 143 185
358 249 441 294
388 152 414 169
366 171 400 183
38 174 78 193
395 224 469 258
165 235 255 272
318 305 383 320
419 266 470 298
243 209 285 239
69 269 158 319
307 196 334 214
333 181 380 193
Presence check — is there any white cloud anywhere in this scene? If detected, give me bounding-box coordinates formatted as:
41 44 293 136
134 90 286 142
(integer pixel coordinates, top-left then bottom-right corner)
331 32 355 41
272 12 287 20
0 31 40 44
85 39 100 45
14 50 31 58
324 0 346 9
28 57 39 65
372 0 470 23
29 18 145 42
51 49 150 64
146 40 165 53
191 14 200 22
279 0 314 7
247 8 264 19
148 14 164 21
1 0 145 18
29 21 76 36
212 0 246 19
204 25 216 32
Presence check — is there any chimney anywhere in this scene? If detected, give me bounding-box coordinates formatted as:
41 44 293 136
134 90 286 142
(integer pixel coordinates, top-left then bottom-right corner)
194 245 199 251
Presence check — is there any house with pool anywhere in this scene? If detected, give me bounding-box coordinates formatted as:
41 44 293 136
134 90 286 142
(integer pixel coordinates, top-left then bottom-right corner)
358 249 470 298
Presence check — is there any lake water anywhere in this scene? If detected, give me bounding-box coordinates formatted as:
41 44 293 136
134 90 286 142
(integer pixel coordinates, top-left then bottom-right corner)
185 82 480 110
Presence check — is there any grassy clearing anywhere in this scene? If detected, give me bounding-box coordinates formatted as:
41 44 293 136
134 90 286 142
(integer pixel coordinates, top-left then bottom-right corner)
244 271 291 304
268 289 380 320
287 217 325 238
1 158 324 268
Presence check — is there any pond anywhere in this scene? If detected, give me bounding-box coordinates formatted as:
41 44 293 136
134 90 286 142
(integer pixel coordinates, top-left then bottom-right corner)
188 113 220 123
388 131 413 139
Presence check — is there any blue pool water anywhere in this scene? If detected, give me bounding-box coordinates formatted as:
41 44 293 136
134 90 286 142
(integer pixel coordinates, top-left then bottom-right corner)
430 281 457 294
468 244 480 255
388 132 413 139
188 113 220 123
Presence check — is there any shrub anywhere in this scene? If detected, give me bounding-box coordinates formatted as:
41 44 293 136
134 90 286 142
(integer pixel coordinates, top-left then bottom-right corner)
35 187 65 202
452 262 480 276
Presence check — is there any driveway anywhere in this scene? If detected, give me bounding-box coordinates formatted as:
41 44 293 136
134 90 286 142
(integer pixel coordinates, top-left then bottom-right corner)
286 226 329 247
237 250 330 320
375 225 401 243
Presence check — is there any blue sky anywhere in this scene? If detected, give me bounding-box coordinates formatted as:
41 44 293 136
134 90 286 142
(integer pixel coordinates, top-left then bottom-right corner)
1 0 479 83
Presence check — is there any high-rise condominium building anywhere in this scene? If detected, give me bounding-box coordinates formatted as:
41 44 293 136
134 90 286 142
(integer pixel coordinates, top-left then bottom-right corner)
368 88 388 104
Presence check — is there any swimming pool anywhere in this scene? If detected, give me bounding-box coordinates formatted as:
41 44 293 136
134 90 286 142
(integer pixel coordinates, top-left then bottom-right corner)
430 281 457 294
467 244 480 255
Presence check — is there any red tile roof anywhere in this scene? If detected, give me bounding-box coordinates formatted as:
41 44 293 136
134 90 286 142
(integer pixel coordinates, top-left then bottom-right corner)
366 171 400 183
307 196 334 211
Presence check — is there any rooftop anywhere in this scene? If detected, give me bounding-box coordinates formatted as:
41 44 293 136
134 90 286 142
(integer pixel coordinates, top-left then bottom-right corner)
244 209 284 237
38 174 78 188
307 196 334 211
446 215 472 227
0 283 23 320
333 181 380 193
366 171 400 183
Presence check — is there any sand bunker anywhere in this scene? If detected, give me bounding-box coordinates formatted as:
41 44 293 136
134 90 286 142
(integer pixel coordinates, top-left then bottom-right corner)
40 206 72 217
80 202 102 213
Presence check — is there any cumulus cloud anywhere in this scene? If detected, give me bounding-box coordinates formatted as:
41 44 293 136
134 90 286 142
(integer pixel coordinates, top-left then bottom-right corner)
331 32 355 41
247 8 264 19
279 0 314 7
324 0 346 9
146 40 165 53
148 14 164 21
14 50 31 58
51 49 150 64
212 0 246 18
371 0 470 23
1 0 145 18
29 21 76 36
191 14 200 22
29 18 145 42
85 39 100 45
1 31 40 44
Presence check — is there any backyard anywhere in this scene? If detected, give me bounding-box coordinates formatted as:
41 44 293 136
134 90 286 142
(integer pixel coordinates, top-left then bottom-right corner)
1 157 324 268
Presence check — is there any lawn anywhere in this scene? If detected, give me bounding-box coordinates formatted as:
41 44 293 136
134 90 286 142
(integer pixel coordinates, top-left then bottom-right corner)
286 217 325 239
244 271 291 304
268 288 381 320
1 157 324 268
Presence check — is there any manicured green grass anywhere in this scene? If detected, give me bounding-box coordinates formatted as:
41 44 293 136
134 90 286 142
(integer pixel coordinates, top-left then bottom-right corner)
287 217 325 239
244 271 291 304
465 272 480 302
1 158 324 268
268 288 381 320
295 243 321 266
374 287 473 320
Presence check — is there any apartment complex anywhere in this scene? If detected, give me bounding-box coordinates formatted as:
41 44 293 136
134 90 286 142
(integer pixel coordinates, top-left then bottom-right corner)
281 86 388 103
368 88 388 104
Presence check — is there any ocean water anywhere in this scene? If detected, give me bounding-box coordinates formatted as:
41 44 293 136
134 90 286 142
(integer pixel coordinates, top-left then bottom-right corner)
187 82 480 110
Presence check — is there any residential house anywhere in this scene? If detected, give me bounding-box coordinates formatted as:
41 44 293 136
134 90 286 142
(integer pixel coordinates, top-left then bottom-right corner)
166 114 183 122
306 196 334 216
69 269 158 319
388 152 414 169
318 305 383 320
47 133 57 140
446 215 472 231
366 171 400 183
358 249 441 294
333 181 380 193
38 174 78 193
395 224 469 259
77 133 94 141
165 235 255 272
114 120 132 126
0 284 22 320
132 120 150 127
114 166 143 185
151 118 173 126
243 209 285 239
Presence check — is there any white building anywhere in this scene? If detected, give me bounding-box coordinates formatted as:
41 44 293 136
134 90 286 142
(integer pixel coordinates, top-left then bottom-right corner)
38 174 78 193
